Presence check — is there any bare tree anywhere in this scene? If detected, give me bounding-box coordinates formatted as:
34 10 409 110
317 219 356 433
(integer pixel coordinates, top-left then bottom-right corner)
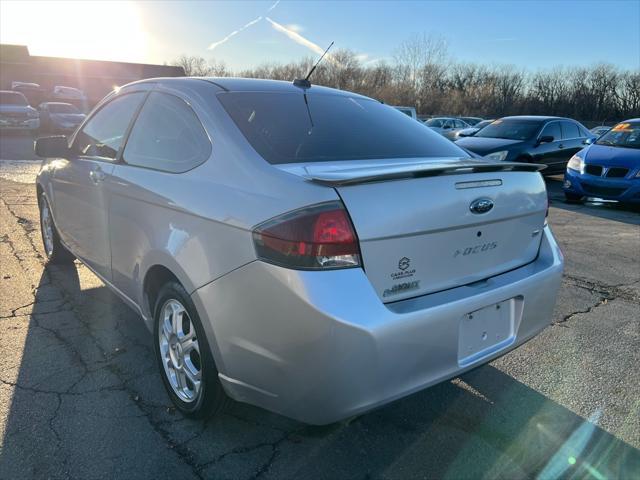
172 55 213 76
171 37 640 122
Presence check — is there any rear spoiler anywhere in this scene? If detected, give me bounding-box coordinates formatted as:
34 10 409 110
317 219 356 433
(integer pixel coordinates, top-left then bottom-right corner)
303 160 546 186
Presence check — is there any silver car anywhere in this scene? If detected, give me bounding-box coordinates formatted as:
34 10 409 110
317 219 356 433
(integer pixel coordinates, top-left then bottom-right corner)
424 117 471 140
35 78 564 424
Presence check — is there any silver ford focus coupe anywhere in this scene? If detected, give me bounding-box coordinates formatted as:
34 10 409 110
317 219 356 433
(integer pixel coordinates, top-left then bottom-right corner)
35 77 563 424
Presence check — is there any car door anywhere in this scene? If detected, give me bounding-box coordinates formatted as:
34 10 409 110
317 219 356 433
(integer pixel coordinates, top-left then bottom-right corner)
50 91 146 280
535 121 564 172
560 120 588 164
108 90 212 302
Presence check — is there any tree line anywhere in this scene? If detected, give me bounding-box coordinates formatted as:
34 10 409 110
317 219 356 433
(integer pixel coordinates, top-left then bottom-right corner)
172 34 639 123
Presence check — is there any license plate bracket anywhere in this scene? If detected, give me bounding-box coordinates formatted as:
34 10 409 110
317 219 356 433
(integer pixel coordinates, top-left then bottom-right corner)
458 298 518 367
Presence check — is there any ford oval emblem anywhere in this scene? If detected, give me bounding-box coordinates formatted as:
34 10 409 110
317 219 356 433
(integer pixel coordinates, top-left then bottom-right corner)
469 198 494 214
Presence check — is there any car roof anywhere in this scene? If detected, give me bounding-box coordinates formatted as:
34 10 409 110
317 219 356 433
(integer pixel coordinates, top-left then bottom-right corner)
129 76 375 101
499 115 568 122
620 118 640 122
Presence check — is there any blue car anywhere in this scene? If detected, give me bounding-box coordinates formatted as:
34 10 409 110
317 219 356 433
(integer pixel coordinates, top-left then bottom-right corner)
563 119 640 205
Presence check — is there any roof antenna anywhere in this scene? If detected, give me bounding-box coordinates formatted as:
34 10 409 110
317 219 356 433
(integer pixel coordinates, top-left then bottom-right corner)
293 41 334 88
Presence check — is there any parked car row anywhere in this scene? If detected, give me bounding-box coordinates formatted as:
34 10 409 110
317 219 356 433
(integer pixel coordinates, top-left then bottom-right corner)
0 90 86 133
455 116 596 174
10 81 87 111
444 115 638 205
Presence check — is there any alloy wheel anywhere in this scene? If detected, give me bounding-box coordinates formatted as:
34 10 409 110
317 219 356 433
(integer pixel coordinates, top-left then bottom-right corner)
40 199 54 257
158 299 202 403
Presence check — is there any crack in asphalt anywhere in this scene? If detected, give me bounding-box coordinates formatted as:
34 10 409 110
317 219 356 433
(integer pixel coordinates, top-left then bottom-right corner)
3 193 308 478
554 274 640 327
4 183 638 478
2 196 210 479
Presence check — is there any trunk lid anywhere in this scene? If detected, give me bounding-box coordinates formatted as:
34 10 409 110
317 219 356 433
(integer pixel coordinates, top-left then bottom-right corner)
280 158 547 302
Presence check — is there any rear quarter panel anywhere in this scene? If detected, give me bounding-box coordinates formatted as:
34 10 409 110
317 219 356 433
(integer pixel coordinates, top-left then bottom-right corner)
108 81 340 321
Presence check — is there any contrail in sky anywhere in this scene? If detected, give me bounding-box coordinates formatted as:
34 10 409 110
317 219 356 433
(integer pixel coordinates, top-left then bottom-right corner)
208 16 263 50
267 0 280 11
265 17 337 64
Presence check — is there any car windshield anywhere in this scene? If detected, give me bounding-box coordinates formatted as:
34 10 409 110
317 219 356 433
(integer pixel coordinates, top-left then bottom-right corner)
0 91 28 106
475 120 493 130
425 118 445 127
474 119 541 140
218 92 468 164
596 121 640 149
48 104 80 114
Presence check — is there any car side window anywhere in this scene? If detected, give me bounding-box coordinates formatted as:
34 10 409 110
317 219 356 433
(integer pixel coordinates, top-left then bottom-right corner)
455 119 465 128
539 122 561 142
561 121 581 139
73 92 145 160
123 92 211 173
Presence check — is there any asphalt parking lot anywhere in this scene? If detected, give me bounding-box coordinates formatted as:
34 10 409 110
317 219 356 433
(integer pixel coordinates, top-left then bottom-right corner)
0 136 639 479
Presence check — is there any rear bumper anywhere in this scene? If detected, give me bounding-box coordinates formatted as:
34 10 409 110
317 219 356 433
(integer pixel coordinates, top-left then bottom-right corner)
564 168 640 203
192 226 564 424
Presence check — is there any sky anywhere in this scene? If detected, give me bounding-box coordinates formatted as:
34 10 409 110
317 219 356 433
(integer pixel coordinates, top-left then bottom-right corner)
1 0 639 71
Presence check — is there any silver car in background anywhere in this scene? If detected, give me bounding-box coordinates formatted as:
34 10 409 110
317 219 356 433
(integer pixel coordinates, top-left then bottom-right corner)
455 119 495 139
35 78 563 424
424 116 471 140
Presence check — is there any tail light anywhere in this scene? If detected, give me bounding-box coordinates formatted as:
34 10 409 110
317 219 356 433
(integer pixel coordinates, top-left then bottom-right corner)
252 201 361 270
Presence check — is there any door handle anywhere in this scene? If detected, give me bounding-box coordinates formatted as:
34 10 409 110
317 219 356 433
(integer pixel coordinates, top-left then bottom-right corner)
89 167 106 184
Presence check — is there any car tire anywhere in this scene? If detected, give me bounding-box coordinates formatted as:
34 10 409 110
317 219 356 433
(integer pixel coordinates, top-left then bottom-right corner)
564 192 583 203
153 281 228 418
39 193 75 264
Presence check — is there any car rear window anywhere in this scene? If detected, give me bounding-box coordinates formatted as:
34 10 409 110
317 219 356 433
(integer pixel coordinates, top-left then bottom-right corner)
217 91 467 164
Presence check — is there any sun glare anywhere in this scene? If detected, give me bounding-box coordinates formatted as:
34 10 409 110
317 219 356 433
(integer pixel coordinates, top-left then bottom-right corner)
0 1 148 63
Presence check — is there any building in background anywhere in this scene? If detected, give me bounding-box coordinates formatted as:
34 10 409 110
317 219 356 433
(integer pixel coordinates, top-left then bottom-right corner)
0 44 184 110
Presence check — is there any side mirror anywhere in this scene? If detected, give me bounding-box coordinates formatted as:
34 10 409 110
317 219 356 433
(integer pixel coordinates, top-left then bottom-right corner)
537 135 554 145
35 135 69 158
584 137 595 145
443 125 452 130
